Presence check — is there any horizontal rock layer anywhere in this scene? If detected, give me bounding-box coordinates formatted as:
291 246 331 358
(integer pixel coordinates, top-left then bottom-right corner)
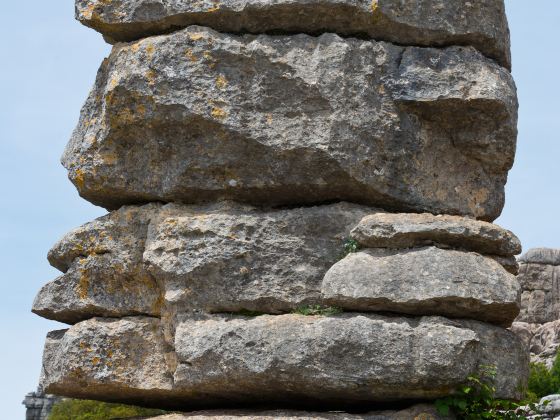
519 248 560 266
145 404 452 419
34 204 518 325
350 212 521 257
64 26 517 221
76 0 511 69
322 247 520 326
41 314 528 409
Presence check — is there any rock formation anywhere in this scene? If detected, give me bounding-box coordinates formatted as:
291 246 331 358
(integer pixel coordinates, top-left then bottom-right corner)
511 248 560 368
22 388 63 420
34 0 526 417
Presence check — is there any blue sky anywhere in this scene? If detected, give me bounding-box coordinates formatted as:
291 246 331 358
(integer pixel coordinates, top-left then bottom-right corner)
0 1 559 418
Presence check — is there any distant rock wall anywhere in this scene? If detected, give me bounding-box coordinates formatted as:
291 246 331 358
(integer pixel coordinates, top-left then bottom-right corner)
22 388 63 420
512 249 560 368
33 0 525 417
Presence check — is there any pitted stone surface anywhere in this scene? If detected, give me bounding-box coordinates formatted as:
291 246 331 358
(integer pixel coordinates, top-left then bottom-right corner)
145 404 453 419
40 314 528 409
350 213 521 257
33 205 163 324
33 202 370 323
64 26 517 220
322 247 520 326
75 0 511 69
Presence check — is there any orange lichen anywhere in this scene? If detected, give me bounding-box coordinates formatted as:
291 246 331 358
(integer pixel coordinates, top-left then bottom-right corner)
74 169 86 190
216 75 228 89
211 107 227 119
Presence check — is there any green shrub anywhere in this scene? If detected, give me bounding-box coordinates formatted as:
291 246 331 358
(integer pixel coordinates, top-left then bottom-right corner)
49 399 167 420
435 365 535 419
341 238 360 258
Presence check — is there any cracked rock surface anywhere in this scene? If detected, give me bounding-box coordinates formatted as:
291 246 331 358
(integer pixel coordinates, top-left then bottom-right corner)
76 0 511 69
64 26 517 220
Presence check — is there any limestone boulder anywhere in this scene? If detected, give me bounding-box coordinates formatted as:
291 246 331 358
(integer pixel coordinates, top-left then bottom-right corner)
64 26 517 220
519 248 560 266
33 205 162 324
322 247 520 326
75 0 510 69
516 262 560 324
40 314 528 409
33 202 370 324
146 404 453 419
350 212 521 257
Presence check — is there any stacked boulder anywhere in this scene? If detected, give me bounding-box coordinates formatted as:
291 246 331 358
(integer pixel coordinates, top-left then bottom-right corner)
34 0 527 416
512 248 560 368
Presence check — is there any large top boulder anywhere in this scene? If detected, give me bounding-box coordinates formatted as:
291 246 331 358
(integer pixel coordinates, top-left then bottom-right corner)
64 26 517 220
76 0 511 69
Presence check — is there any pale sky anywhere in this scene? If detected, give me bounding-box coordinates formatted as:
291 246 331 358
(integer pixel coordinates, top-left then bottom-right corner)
1 1 559 418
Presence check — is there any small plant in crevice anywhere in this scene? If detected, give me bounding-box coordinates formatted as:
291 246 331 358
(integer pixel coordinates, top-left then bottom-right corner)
292 305 343 316
434 365 542 419
341 238 360 259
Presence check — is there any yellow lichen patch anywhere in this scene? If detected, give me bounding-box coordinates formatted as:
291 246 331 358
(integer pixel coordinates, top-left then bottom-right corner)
82 3 95 20
211 107 227 119
188 32 206 41
146 69 157 86
145 43 155 58
371 0 379 13
91 357 101 366
109 77 119 90
185 48 198 62
207 0 221 12
266 114 273 125
74 169 86 190
216 75 228 89
131 42 141 53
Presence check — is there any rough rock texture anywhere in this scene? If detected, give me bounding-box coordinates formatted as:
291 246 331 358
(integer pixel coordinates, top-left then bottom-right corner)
322 247 520 326
40 314 528 409
33 202 370 323
75 0 511 69
64 26 517 221
22 388 64 420
510 249 560 368
350 213 521 257
33 204 163 324
145 404 453 419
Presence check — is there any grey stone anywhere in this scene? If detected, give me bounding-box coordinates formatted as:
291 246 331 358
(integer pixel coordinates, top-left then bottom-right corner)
350 212 521 257
322 247 520 326
75 0 511 68
40 317 176 405
516 262 560 324
146 404 453 419
174 314 528 403
22 388 64 420
33 202 370 324
40 314 527 409
510 321 540 349
529 320 560 369
33 205 163 324
519 248 560 266
63 26 517 221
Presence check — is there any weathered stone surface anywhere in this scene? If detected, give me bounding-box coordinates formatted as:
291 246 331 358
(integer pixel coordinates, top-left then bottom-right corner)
40 317 176 404
76 0 511 69
516 260 560 324
322 247 520 326
519 248 560 266
64 26 517 221
40 314 527 408
33 202 370 324
174 314 527 403
33 205 163 324
491 255 519 275
350 213 521 257
146 404 453 419
511 320 560 369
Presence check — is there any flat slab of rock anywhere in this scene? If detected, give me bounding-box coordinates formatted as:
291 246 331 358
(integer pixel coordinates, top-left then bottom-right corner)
40 314 528 409
519 248 560 266
76 0 510 69
322 247 520 326
350 212 521 257
146 404 453 419
34 202 369 323
33 205 163 324
64 26 517 221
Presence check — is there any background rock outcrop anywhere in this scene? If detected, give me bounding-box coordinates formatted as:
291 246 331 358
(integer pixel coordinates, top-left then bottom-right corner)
511 248 560 368
33 0 525 417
